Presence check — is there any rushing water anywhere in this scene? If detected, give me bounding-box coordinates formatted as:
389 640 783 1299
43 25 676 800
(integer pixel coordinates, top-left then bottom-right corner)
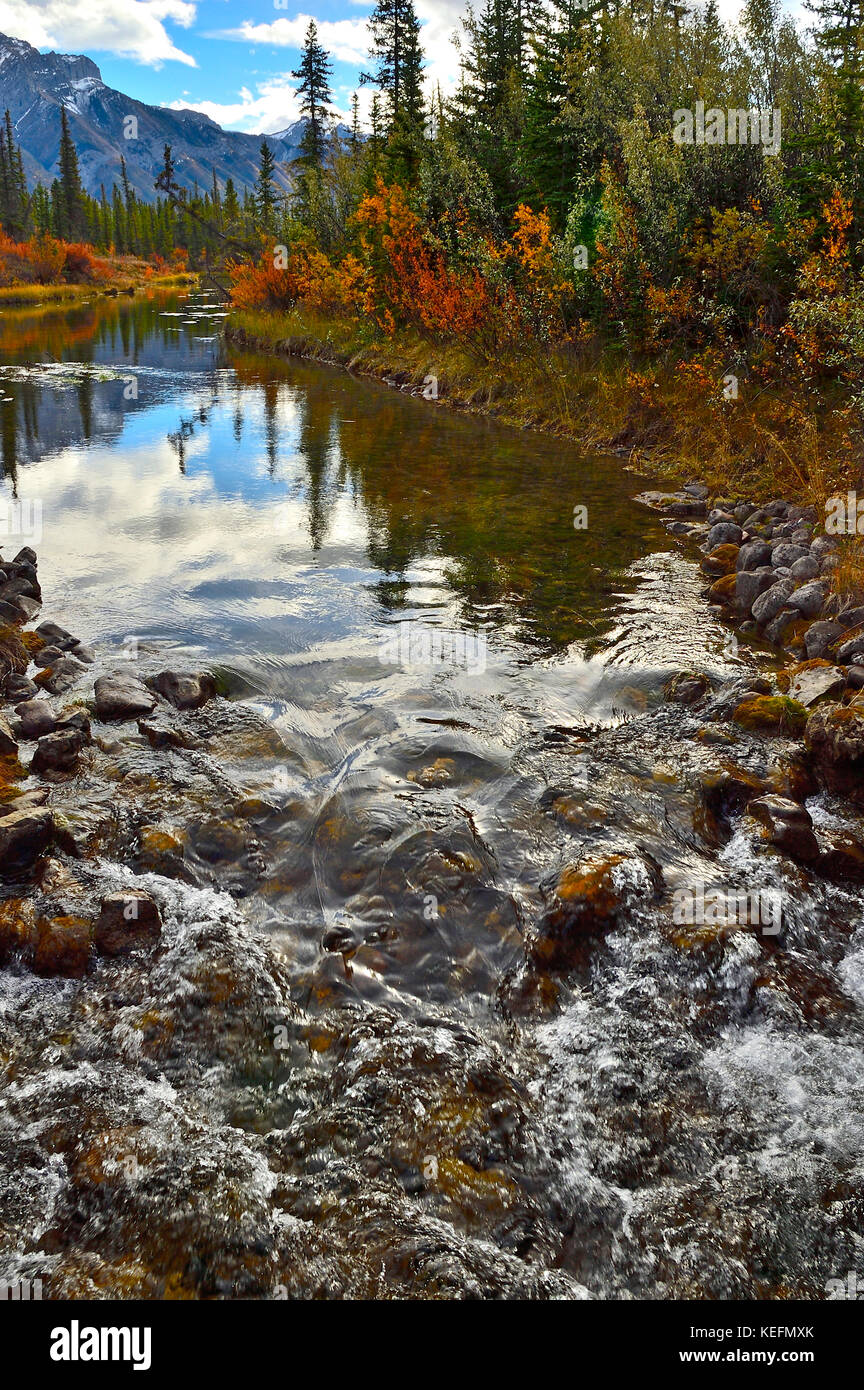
1 288 863 1300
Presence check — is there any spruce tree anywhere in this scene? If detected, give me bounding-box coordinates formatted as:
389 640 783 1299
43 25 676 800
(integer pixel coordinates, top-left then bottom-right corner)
255 141 279 234
292 20 334 170
57 107 85 239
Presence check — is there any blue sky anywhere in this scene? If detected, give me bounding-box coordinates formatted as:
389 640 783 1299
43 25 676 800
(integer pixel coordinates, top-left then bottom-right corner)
0 0 795 134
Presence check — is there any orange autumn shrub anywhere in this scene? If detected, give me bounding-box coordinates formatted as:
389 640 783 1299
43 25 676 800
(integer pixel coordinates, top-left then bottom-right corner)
0 231 110 286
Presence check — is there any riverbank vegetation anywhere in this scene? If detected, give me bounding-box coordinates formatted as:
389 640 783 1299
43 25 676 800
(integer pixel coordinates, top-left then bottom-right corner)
223 0 864 518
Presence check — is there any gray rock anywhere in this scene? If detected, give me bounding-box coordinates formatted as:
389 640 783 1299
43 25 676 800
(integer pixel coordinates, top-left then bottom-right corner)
789 555 820 582
14 699 55 739
845 666 864 689
94 671 157 721
804 621 845 660
684 482 709 499
836 627 864 663
820 554 841 574
706 521 743 548
810 535 839 557
751 579 795 626
735 567 777 613
788 580 829 619
788 664 847 707
764 607 799 645
36 655 86 695
771 543 809 568
737 540 773 571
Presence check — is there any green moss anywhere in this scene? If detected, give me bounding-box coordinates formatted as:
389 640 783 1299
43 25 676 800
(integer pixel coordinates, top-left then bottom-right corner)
733 694 809 736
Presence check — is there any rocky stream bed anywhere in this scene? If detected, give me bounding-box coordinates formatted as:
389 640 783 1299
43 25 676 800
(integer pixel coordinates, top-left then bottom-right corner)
1 475 864 1301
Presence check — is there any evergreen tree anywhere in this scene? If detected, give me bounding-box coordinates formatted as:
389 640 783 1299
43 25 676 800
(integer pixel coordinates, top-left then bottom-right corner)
255 141 279 234
292 20 334 170
362 0 425 132
57 106 86 239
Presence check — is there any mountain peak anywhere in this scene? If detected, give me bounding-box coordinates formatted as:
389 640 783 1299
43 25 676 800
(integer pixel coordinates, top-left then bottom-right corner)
0 32 302 201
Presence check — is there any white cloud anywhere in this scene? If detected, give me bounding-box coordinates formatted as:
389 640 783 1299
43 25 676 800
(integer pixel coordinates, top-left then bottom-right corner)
165 75 304 133
0 0 197 67
209 3 467 120
214 15 370 66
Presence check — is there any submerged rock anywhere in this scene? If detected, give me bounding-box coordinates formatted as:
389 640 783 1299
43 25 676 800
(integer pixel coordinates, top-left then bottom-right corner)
528 851 661 970
94 890 163 956
33 914 92 977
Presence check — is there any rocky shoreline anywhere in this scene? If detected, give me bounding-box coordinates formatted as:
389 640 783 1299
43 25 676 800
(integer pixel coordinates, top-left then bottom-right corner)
637 485 864 816
0 547 235 975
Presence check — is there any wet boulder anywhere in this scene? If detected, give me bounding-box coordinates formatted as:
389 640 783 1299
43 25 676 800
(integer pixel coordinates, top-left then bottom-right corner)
35 654 86 696
31 727 85 776
0 807 55 877
146 670 217 711
94 671 157 721
804 701 864 798
2 672 38 701
747 794 819 863
35 621 79 651
94 890 163 956
528 851 662 970
33 914 92 978
14 699 56 740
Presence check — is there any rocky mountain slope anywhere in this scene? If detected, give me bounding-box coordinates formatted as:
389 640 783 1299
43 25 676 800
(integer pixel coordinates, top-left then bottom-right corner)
0 33 303 200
